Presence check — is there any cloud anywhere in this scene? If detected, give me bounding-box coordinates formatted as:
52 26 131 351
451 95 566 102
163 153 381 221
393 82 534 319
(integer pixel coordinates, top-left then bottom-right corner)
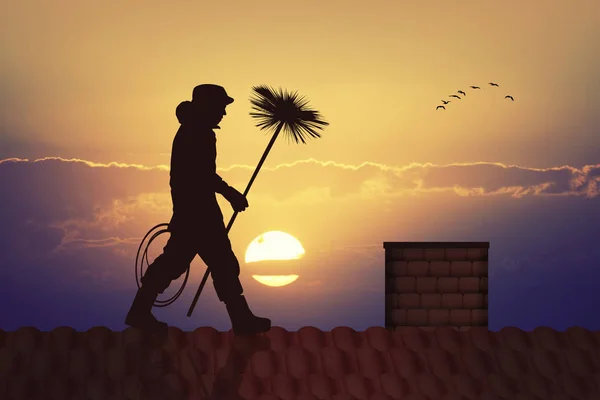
1 155 598 256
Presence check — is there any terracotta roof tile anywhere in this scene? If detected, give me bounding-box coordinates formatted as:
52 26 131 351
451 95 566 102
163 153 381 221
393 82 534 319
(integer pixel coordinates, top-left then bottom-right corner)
2 326 600 399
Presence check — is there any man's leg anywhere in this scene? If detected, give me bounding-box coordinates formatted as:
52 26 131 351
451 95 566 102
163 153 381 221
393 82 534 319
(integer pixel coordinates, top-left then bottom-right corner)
126 230 197 332
197 228 271 336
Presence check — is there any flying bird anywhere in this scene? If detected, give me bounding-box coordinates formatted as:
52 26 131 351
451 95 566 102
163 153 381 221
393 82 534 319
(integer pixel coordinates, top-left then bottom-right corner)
457 90 466 96
505 95 514 101
449 95 461 99
441 100 450 104
436 105 445 110
470 86 480 89
488 82 499 87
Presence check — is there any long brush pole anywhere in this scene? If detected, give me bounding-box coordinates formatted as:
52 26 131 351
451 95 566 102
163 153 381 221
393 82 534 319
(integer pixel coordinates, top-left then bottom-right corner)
187 122 284 317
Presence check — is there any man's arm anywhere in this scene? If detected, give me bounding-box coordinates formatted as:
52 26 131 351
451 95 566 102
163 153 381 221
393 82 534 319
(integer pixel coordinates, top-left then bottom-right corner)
215 174 231 195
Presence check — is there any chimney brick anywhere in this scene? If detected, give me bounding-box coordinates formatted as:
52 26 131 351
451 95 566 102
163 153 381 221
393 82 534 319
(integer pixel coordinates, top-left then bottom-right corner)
438 278 459 293
384 242 489 330
406 310 428 326
472 261 488 277
450 261 473 277
416 277 438 293
459 277 480 293
430 261 451 277
480 277 488 293
387 261 408 276
420 294 441 309
424 248 445 261
428 310 451 326
463 294 485 309
450 310 471 326
403 249 425 261
471 309 488 326
391 310 406 325
467 248 488 261
445 248 468 261
395 277 416 292
407 261 430 276
442 294 463 309
397 294 420 309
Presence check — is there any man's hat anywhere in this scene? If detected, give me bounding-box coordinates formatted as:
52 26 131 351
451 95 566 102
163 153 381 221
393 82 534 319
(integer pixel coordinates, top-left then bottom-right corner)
192 84 234 106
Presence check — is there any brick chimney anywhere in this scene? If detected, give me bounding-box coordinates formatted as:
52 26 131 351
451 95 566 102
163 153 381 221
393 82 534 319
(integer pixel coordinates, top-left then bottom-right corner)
384 242 489 330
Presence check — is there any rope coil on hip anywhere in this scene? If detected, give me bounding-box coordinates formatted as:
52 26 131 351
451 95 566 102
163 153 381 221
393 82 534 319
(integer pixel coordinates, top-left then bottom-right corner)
135 223 190 307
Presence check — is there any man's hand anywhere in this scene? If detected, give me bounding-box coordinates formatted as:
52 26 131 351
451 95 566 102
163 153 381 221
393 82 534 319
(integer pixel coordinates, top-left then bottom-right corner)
223 186 249 212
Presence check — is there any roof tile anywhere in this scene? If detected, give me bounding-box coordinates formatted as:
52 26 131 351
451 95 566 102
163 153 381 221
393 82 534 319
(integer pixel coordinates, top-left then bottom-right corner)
563 347 597 377
239 372 261 399
357 347 387 378
28 348 53 382
397 326 432 350
2 327 600 399
379 372 410 398
517 373 553 399
321 346 349 379
466 327 498 353
251 349 278 379
190 326 221 353
460 347 496 379
331 326 362 352
286 346 314 379
451 374 485 399
532 326 568 352
49 326 76 353
307 373 334 398
487 371 519 399
84 326 113 353
364 327 392 352
10 327 41 356
389 347 425 380
424 347 462 379
434 326 467 355
298 326 327 353
499 326 534 352
554 371 592 400
0 346 19 376
565 326 599 352
272 374 300 398
69 346 94 379
495 348 532 380
344 373 372 399
416 372 448 399
530 347 563 380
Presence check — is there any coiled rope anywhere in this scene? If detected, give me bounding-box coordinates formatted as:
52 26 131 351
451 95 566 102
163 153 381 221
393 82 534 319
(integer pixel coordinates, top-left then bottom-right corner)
134 223 189 307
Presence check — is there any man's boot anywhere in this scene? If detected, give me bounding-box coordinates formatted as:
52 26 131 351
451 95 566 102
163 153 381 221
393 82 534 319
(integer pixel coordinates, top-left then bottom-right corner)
125 285 168 334
225 295 271 336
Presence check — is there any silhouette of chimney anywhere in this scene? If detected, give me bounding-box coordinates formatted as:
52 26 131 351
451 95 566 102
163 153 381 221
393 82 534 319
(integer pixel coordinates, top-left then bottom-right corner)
384 242 489 331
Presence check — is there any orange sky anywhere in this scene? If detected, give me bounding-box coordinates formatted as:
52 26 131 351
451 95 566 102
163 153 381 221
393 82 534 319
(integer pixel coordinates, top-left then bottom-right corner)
3 0 599 170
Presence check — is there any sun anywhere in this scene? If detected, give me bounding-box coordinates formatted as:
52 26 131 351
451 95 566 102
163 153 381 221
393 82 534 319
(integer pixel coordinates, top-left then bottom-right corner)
245 231 305 287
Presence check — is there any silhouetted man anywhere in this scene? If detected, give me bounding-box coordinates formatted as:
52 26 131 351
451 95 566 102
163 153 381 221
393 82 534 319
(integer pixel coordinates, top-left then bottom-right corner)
125 84 271 336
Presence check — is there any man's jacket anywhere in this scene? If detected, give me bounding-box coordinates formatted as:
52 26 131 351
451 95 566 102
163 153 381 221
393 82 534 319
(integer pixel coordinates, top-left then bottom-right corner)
168 101 230 230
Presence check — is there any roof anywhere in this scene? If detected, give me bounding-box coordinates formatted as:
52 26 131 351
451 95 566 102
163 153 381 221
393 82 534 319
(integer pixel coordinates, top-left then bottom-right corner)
2 325 599 399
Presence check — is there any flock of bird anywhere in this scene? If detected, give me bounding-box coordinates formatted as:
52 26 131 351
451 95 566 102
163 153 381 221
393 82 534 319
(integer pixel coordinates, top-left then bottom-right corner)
436 82 514 110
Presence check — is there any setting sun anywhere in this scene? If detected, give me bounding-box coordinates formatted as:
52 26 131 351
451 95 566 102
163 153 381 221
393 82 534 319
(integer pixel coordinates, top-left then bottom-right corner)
245 231 305 287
